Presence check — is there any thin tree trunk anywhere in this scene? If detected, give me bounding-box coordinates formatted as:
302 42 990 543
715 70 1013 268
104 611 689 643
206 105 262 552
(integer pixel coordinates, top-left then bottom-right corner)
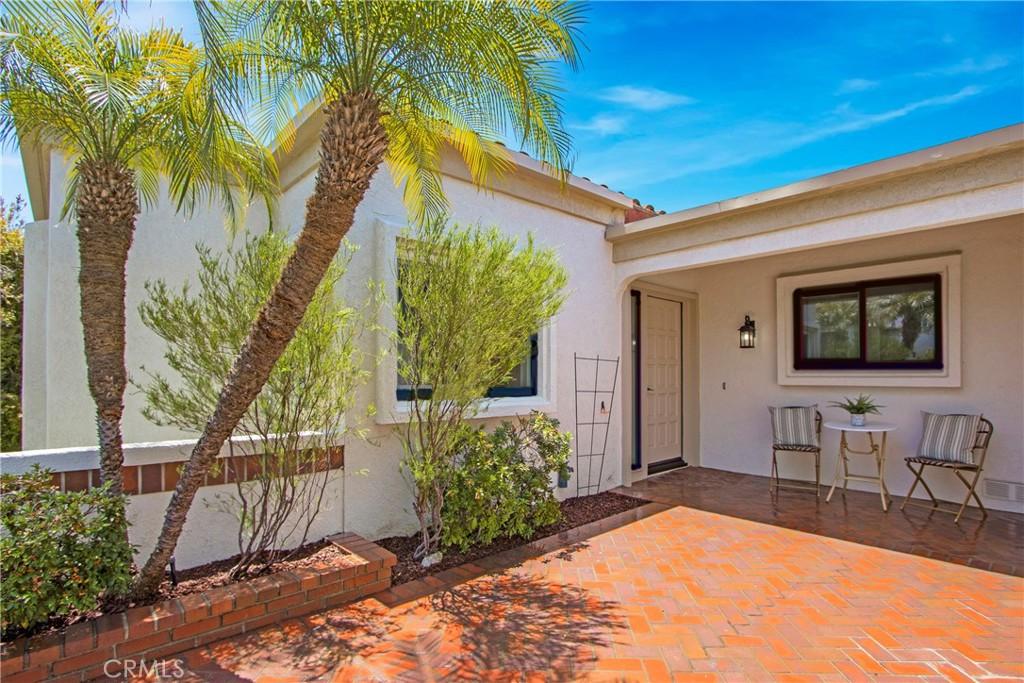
133 92 388 598
76 160 138 499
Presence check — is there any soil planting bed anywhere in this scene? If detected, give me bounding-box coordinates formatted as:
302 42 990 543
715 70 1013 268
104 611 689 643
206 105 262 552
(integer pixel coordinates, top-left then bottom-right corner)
160 538 361 599
378 491 647 585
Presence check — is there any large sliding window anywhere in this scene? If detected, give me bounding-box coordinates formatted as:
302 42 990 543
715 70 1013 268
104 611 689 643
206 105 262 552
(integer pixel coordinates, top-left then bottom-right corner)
794 274 942 370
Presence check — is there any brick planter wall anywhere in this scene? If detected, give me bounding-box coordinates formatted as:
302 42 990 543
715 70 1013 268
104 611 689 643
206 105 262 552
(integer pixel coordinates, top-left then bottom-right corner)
0 533 394 682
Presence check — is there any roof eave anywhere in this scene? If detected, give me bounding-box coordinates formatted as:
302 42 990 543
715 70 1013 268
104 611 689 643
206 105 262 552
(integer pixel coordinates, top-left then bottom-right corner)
607 122 1024 241
274 101 634 210
20 139 51 222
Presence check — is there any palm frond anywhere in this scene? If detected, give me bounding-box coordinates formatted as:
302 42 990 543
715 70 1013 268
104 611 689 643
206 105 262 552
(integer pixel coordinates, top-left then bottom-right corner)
0 0 277 222
205 0 584 220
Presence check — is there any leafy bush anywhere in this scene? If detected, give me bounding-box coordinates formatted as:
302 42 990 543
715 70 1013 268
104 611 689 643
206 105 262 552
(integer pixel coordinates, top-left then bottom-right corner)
0 466 133 634
1 195 26 451
137 232 378 578
442 412 571 552
395 219 567 559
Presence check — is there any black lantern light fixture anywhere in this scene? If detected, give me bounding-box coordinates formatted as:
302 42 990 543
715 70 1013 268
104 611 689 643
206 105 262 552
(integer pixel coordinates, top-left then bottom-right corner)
738 315 756 349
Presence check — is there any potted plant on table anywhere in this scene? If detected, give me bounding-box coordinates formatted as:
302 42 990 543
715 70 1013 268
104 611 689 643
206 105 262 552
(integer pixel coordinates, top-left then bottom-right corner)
829 394 884 427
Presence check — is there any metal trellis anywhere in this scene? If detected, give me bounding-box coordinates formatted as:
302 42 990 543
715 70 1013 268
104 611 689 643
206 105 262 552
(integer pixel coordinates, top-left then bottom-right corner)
573 353 620 497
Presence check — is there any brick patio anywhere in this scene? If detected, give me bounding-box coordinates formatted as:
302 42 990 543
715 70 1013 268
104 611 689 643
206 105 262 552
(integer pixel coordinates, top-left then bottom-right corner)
149 498 1023 682
620 467 1024 577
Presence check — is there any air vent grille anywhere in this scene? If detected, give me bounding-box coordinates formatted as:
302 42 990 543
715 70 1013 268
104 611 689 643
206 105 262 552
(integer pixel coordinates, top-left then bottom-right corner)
984 478 1024 502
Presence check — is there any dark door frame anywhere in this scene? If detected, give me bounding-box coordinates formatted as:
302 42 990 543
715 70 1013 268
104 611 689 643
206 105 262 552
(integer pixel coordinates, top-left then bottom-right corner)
632 291 688 476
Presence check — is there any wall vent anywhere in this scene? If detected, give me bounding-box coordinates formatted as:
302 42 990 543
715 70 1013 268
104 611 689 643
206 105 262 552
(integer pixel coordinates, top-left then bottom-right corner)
984 478 1024 502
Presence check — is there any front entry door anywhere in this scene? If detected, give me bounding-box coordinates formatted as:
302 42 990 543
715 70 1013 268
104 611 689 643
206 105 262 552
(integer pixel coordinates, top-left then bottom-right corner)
644 296 683 469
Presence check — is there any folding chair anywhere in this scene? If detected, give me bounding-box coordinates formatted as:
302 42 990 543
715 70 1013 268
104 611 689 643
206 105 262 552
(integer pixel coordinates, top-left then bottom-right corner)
901 416 993 523
769 407 823 498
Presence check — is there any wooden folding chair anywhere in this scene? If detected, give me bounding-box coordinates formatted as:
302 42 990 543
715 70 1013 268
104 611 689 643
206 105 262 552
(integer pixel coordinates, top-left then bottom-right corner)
901 417 993 523
770 409 823 498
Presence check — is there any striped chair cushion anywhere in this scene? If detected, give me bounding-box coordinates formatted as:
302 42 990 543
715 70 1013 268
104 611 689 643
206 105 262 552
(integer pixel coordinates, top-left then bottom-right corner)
918 412 981 464
769 406 818 448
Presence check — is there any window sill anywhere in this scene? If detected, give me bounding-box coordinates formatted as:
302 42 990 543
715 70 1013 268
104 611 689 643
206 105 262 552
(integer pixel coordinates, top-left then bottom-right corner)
778 369 959 388
375 396 555 425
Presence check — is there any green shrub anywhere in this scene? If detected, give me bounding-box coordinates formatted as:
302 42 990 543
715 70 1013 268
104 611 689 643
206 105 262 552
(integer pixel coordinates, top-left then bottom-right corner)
1 196 26 451
137 232 378 578
395 219 568 559
0 466 133 635
442 412 571 552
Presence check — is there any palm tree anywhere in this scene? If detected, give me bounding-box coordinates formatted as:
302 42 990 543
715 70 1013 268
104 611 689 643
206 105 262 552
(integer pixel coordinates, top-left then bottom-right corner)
133 0 584 596
0 1 275 505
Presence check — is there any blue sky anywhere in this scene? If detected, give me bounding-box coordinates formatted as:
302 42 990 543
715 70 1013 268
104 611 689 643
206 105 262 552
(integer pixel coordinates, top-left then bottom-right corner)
565 2 1023 210
3 1 1022 219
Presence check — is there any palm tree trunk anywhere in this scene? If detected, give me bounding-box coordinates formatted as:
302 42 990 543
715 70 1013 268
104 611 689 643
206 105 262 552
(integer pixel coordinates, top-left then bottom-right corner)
76 160 138 498
133 92 388 598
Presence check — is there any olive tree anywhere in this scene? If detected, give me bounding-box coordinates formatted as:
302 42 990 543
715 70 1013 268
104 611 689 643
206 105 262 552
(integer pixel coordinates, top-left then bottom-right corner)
137 231 378 578
395 219 567 561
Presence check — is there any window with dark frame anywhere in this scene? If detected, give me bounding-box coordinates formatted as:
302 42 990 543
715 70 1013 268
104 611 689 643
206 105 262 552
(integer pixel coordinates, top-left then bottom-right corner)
396 334 538 401
794 274 942 370
394 250 540 401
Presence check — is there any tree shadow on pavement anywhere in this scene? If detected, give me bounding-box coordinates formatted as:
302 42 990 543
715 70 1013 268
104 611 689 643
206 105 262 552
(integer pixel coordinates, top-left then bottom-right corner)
421 571 626 681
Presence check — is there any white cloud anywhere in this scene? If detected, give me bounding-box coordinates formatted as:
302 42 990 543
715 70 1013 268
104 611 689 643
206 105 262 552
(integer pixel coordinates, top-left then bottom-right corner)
597 85 695 111
920 54 1011 77
794 86 983 147
573 114 629 137
576 86 985 189
836 78 879 95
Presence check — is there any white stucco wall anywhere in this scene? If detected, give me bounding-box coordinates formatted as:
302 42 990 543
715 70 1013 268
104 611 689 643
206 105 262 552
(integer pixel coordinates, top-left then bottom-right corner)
273 153 625 540
14 147 626 564
21 149 271 448
638 216 1024 513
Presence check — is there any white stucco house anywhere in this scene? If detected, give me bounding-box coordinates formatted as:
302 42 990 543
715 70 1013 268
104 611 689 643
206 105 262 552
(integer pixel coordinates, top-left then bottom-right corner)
7 118 1023 569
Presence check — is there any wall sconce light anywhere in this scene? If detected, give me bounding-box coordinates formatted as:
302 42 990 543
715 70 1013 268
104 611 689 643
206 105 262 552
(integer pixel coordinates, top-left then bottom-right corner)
739 315 756 349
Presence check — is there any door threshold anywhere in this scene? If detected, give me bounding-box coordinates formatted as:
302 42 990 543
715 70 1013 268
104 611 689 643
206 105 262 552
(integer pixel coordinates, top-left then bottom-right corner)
647 458 689 476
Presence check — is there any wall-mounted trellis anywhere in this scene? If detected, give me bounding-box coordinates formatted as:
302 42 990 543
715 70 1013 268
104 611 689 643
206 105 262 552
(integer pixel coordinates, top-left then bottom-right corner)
573 353 620 497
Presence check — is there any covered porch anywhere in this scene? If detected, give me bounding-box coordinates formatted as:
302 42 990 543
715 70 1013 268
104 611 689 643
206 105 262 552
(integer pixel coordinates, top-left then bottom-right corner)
612 126 1024 528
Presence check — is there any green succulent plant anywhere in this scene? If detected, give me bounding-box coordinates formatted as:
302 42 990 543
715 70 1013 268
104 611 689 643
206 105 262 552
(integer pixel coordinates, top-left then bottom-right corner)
829 394 884 415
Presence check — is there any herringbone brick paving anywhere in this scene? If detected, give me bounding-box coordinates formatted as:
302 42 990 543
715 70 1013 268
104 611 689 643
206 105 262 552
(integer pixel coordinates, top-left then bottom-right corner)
156 502 1023 682
618 468 1022 576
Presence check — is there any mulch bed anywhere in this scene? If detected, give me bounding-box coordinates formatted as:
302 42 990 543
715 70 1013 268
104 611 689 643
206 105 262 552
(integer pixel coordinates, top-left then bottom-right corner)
377 491 648 586
159 539 361 599
3 539 360 643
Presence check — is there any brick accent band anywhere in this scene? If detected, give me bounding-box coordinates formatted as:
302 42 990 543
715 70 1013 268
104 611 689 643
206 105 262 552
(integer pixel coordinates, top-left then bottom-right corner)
0 532 392 683
47 447 344 494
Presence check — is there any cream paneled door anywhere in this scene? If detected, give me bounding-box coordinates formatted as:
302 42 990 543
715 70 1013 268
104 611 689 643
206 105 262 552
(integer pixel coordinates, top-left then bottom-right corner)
644 296 682 465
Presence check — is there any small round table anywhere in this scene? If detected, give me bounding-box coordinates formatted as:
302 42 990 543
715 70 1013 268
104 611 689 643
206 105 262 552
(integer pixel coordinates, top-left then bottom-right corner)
824 421 898 511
